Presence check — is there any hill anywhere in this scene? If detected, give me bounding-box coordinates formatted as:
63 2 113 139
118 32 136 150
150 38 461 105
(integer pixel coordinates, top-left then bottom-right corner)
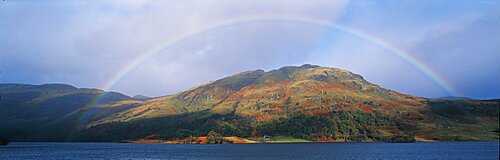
0 83 142 141
133 95 152 100
0 65 498 142
83 65 499 142
436 96 475 100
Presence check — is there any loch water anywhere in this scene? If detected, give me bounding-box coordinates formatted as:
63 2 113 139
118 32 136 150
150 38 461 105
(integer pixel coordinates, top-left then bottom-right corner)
0 142 498 160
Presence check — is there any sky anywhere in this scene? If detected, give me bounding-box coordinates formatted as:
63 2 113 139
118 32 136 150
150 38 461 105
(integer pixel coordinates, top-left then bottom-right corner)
0 0 499 99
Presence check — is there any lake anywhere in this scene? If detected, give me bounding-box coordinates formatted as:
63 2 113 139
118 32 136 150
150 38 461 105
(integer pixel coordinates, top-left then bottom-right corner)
0 142 498 160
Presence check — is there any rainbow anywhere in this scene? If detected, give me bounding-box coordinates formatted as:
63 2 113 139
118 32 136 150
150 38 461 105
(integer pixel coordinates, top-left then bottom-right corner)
87 16 458 108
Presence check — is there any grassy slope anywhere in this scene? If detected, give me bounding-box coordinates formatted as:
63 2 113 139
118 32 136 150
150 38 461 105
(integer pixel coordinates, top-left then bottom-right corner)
86 65 499 142
1 66 498 142
415 100 499 141
0 84 142 141
269 136 311 143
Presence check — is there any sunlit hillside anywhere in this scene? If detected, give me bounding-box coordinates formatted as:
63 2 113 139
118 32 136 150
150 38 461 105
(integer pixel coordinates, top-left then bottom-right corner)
1 65 497 142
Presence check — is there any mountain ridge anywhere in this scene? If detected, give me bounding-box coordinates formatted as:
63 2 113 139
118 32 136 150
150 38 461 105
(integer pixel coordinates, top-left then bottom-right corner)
0 65 498 142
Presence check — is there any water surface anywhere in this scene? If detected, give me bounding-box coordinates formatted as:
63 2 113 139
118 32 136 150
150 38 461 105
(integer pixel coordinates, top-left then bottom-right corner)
0 142 498 160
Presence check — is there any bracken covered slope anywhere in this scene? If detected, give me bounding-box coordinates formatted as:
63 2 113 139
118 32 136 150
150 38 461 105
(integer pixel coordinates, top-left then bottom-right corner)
83 64 499 142
0 65 498 142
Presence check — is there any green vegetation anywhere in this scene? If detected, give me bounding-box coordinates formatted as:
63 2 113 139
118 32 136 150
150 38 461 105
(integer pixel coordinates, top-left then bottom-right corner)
269 136 310 143
257 110 401 142
206 131 232 144
0 83 140 141
78 110 413 142
419 100 500 141
0 66 498 142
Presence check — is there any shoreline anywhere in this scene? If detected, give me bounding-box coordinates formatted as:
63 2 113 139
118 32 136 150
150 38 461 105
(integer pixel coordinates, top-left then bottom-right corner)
6 141 500 145
5 137 499 144
121 136 442 144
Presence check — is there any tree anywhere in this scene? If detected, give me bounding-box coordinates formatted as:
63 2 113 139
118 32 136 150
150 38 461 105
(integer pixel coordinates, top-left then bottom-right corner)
207 131 221 144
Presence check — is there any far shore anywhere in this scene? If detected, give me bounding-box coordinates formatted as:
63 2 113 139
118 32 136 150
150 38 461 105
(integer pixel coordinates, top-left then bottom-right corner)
7 140 500 144
121 136 441 144
7 136 500 145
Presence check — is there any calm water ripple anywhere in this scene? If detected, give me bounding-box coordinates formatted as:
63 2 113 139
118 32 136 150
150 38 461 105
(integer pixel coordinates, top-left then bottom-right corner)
0 142 498 160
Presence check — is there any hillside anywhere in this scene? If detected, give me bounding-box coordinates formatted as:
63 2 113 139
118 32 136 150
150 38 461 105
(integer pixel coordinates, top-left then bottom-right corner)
0 65 498 142
0 84 142 141
83 65 499 142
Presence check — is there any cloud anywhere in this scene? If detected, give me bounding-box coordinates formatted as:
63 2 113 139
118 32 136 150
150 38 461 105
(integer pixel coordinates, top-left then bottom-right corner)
315 1 500 99
411 14 500 99
0 0 349 96
113 21 334 96
1 1 498 99
194 45 213 56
